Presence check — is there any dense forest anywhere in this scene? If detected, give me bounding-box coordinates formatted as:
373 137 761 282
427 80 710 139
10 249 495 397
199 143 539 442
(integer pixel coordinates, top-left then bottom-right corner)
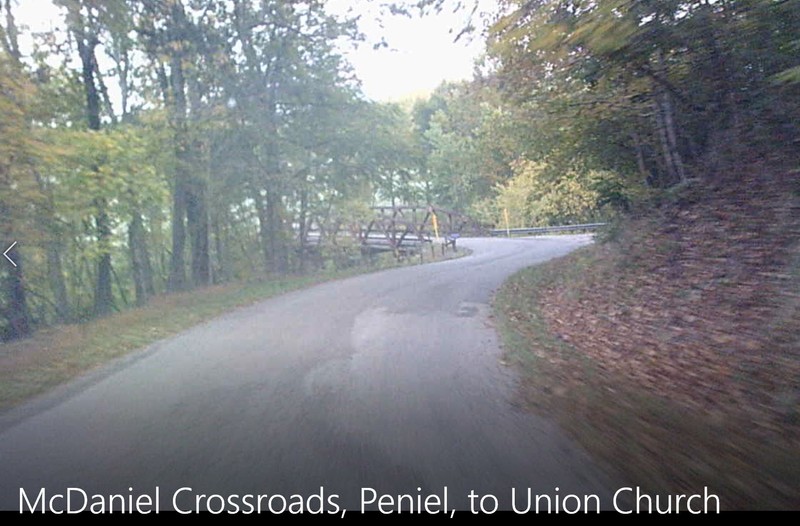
1 0 797 341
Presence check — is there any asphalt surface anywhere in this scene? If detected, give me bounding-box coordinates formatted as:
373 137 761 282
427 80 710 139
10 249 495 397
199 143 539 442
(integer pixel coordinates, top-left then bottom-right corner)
0 236 615 513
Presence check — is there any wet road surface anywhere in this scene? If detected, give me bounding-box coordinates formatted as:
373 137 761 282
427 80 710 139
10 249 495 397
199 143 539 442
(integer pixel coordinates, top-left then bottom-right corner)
0 236 615 512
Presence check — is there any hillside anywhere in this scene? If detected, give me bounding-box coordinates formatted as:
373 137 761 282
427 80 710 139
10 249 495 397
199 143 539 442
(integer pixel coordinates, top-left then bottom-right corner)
495 166 800 509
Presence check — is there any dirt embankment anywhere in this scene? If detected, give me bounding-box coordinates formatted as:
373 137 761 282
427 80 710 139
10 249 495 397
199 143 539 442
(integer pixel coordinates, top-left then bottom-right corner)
498 166 800 509
543 169 800 434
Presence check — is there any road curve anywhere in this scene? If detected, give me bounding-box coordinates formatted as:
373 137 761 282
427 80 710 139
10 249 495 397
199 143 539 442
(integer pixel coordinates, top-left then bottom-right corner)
0 236 614 512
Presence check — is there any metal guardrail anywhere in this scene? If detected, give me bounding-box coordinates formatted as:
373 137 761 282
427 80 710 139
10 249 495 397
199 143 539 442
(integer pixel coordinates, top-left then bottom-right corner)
489 223 607 236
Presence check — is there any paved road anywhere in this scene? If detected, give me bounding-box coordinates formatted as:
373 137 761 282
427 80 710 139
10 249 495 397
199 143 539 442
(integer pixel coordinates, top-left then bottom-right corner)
0 236 614 513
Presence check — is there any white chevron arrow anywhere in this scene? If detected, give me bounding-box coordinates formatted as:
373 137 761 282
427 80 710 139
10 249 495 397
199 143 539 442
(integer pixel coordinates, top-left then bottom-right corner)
4 241 17 267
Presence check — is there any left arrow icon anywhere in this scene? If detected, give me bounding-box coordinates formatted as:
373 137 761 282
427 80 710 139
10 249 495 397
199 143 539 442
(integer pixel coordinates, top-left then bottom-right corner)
4 241 18 267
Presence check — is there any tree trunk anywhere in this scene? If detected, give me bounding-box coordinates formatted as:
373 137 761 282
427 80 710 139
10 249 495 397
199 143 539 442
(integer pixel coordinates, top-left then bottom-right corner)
631 131 651 186
46 241 70 322
111 264 129 308
661 90 686 184
2 242 32 340
34 171 70 322
93 199 115 316
168 172 188 291
129 210 154 307
252 185 271 273
117 48 130 118
185 56 211 287
2 0 21 60
654 98 678 187
146 205 167 292
69 6 113 316
266 187 287 273
167 52 189 291
298 188 308 272
186 173 210 287
77 38 101 130
211 209 227 283
651 50 686 186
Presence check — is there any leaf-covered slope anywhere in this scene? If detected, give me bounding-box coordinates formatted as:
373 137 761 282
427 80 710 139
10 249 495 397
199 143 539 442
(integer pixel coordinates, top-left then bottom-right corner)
495 166 800 509
538 169 800 431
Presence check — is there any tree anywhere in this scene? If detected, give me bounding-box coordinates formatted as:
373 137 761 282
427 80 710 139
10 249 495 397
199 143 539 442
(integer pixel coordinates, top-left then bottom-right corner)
487 0 800 188
0 45 40 338
212 0 363 272
57 0 124 315
133 0 210 290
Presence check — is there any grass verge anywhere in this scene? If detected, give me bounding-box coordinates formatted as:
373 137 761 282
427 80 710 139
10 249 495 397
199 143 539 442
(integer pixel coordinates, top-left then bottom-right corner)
493 246 799 510
0 247 468 413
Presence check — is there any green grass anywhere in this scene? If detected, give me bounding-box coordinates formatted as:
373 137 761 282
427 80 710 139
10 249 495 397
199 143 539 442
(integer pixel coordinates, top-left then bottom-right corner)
0 248 468 413
493 248 800 510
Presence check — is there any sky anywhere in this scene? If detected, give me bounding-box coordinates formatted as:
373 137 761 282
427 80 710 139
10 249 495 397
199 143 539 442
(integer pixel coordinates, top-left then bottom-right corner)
326 0 491 101
14 0 492 102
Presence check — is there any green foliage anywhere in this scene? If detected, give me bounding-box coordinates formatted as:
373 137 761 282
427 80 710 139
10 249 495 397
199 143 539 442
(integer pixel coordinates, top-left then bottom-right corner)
1 0 439 339
592 176 631 214
0 51 45 338
417 81 524 210
3 0 795 340
488 0 800 185
772 65 800 86
478 159 609 228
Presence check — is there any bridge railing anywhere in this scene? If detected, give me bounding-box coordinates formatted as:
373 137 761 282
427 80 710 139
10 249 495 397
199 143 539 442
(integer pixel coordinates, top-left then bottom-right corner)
489 223 607 236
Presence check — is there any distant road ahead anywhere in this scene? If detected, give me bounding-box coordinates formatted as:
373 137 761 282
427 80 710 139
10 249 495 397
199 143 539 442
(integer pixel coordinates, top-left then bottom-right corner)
0 236 614 512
